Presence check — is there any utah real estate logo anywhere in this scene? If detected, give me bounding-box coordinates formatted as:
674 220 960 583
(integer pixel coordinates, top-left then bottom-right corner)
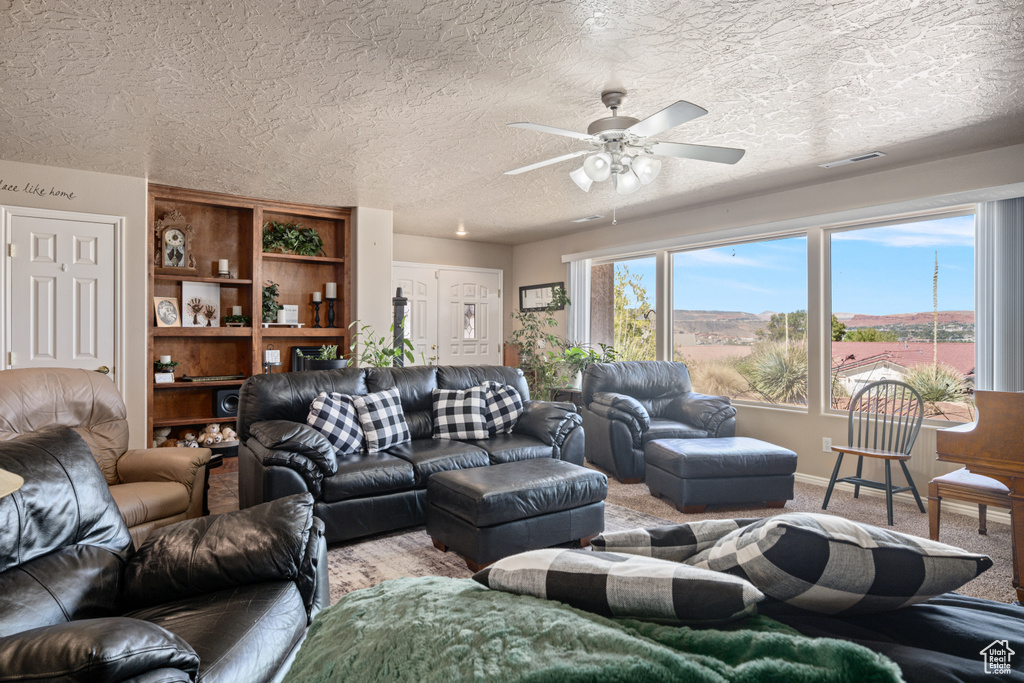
980 640 1015 675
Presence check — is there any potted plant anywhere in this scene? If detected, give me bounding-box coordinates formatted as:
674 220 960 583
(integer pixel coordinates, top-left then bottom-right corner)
262 281 281 323
556 343 617 389
153 358 179 384
261 221 325 257
296 345 349 371
223 314 251 327
507 285 569 397
349 320 415 367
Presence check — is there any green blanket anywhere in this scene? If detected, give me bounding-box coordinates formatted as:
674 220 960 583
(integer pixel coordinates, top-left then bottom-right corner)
285 577 902 683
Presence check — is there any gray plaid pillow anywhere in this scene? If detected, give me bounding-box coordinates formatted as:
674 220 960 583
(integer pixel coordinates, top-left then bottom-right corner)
591 518 759 562
432 386 489 440
351 387 411 453
307 391 363 454
686 512 993 615
481 381 524 434
474 548 763 625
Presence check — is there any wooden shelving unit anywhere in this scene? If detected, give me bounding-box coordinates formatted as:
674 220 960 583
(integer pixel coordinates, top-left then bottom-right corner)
147 185 351 446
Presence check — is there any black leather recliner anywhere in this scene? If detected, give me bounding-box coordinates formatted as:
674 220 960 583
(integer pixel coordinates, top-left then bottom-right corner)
237 365 584 544
0 427 328 683
581 361 737 482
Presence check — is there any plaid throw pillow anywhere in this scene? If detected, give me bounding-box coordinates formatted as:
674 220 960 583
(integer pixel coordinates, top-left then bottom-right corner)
686 512 994 615
306 391 363 455
432 386 489 440
351 387 411 453
481 381 523 434
591 518 760 563
474 548 763 625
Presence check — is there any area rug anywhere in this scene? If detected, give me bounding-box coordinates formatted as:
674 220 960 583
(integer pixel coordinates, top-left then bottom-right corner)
325 477 1014 605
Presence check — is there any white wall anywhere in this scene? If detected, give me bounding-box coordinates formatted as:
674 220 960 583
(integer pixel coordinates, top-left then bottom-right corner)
393 233 515 323
0 159 148 447
352 207 395 341
512 143 1024 490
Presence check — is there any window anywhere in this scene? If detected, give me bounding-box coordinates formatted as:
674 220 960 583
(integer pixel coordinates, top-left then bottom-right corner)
672 236 808 406
589 256 656 361
829 214 974 420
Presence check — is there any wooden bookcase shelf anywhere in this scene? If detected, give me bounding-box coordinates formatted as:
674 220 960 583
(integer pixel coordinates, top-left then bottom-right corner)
147 185 351 446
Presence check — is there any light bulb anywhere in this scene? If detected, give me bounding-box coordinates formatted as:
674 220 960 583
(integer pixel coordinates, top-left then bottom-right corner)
631 156 662 185
615 169 641 195
569 166 593 192
583 152 612 182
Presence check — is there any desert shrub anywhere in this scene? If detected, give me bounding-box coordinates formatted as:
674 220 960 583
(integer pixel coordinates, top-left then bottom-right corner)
686 358 749 398
903 363 969 404
739 341 808 405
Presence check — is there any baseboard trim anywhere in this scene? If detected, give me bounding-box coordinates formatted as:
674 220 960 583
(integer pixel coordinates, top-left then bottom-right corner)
794 472 1011 527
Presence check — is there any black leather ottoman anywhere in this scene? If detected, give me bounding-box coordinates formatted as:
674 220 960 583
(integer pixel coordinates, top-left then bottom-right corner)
645 437 797 513
426 459 608 571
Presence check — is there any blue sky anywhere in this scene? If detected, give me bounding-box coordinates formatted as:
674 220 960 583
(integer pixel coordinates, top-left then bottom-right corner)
612 214 974 316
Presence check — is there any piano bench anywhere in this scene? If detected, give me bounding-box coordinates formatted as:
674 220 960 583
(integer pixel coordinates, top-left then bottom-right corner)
928 467 1010 541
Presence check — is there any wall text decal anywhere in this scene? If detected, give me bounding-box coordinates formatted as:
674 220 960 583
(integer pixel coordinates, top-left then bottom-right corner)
0 179 77 200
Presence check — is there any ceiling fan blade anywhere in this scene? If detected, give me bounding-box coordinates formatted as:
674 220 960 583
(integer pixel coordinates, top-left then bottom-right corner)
627 101 707 138
650 141 745 164
504 150 589 175
508 122 594 141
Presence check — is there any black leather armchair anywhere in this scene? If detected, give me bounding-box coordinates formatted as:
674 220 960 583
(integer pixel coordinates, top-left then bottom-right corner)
0 427 328 683
581 361 737 482
238 365 584 544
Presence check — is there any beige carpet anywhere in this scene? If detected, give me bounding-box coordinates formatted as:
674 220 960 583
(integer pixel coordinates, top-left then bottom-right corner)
326 472 1015 605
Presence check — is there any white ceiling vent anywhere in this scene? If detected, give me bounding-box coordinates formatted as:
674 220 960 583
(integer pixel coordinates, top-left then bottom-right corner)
571 215 605 223
818 152 887 169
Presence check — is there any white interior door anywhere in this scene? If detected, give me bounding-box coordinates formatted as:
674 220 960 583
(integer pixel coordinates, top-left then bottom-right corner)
6 208 119 380
437 269 501 366
392 264 438 365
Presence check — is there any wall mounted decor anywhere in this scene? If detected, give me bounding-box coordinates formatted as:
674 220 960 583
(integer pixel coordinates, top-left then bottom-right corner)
519 282 565 312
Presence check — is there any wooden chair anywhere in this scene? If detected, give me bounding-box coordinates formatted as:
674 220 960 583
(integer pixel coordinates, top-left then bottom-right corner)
823 380 926 526
928 467 1011 540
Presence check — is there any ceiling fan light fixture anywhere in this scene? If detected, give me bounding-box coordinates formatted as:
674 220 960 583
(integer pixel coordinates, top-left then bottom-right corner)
614 169 641 195
631 155 662 185
583 152 612 182
569 166 593 192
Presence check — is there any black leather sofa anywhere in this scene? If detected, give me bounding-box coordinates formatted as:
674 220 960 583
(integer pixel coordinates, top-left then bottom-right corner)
238 365 584 544
581 361 737 482
0 427 328 683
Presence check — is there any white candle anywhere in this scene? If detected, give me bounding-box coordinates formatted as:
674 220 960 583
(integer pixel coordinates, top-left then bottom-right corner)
218 259 229 273
277 309 288 323
159 355 171 364
325 282 337 299
312 292 322 302
231 306 242 316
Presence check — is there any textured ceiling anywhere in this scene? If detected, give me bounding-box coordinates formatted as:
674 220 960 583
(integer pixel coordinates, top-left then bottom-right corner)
2 0 1023 244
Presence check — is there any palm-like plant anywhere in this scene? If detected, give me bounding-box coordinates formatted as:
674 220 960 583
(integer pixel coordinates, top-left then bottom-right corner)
740 341 808 405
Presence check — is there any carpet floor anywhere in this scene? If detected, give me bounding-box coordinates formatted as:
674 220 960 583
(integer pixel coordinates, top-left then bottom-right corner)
324 470 1015 605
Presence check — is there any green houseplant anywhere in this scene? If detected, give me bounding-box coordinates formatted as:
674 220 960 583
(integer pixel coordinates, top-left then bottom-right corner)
507 286 570 397
297 344 349 371
349 320 415 367
262 281 281 323
555 343 618 389
262 221 325 257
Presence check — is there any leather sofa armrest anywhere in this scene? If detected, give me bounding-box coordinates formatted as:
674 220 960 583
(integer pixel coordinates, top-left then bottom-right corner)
667 392 737 437
118 447 212 498
0 617 199 682
123 494 321 616
249 420 337 476
513 400 583 448
588 392 651 448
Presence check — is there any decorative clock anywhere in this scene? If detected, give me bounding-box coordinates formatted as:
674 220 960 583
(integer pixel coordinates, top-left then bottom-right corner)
154 210 197 274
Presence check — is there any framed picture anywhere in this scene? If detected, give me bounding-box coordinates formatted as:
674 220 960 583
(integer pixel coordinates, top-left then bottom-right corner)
154 210 197 275
519 282 565 312
154 297 181 327
181 282 221 327
291 345 325 372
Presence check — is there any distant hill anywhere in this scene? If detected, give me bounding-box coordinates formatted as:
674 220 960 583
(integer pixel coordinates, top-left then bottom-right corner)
844 311 974 328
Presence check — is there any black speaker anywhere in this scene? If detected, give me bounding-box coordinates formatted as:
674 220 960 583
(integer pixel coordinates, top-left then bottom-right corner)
215 389 239 418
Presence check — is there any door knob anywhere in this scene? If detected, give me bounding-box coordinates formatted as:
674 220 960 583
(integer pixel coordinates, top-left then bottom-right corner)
95 366 110 374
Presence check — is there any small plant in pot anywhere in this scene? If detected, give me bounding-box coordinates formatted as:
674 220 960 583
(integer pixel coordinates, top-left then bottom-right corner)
555 343 617 389
262 221 325 257
262 281 281 323
296 345 349 371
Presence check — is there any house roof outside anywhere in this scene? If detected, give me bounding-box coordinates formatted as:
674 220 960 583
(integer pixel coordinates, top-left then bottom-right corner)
831 341 975 377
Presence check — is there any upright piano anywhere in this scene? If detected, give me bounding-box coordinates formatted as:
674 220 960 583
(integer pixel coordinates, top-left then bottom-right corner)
936 390 1024 602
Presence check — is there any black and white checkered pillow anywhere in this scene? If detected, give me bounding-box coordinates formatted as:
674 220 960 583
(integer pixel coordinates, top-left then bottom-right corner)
432 386 489 440
351 387 411 453
591 519 759 563
481 381 523 434
306 391 364 454
474 548 763 625
686 512 993 615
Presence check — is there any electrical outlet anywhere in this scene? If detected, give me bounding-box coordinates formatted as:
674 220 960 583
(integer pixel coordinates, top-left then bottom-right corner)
822 437 833 453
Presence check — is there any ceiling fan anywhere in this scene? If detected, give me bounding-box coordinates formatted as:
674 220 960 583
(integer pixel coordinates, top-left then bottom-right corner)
505 90 745 195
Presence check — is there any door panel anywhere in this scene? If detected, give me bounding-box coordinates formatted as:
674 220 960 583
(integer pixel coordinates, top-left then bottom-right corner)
437 270 500 366
9 212 116 376
392 265 438 365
